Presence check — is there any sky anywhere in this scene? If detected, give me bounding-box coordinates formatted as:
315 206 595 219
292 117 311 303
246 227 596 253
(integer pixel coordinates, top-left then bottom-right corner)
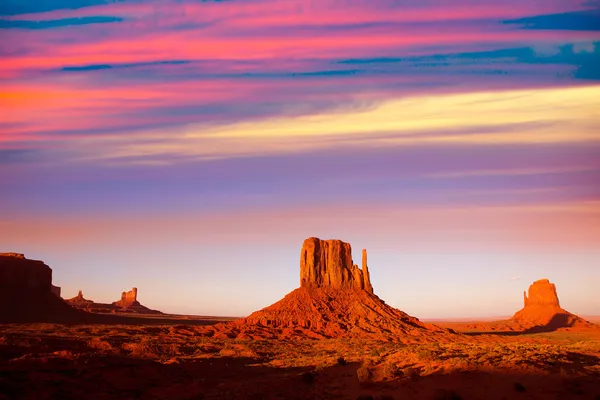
1 0 599 319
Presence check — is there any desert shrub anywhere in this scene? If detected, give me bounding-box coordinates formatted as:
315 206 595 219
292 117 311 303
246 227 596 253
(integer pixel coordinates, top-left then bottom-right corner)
513 382 526 392
357 364 373 384
370 348 381 357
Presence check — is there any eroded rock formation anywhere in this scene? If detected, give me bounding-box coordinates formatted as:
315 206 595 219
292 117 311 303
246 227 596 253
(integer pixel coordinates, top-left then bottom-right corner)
67 290 93 306
0 253 82 323
523 279 560 308
212 237 451 341
300 237 373 293
511 278 593 331
114 287 138 308
0 253 52 292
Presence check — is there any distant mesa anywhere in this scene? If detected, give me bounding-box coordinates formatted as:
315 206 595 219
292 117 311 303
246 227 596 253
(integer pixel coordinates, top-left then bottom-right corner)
199 237 451 341
511 278 594 332
112 287 162 314
67 286 162 315
114 287 139 308
0 253 83 323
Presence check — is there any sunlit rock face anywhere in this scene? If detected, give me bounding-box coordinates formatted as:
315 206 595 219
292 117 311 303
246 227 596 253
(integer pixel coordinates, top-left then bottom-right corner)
114 287 139 307
299 237 373 293
523 279 560 308
511 278 594 331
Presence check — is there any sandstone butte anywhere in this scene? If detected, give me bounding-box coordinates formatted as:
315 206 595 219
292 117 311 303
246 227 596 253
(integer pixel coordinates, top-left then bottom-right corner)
66 290 94 306
0 253 83 323
510 278 594 331
111 287 162 314
197 237 451 342
66 286 162 315
114 287 139 308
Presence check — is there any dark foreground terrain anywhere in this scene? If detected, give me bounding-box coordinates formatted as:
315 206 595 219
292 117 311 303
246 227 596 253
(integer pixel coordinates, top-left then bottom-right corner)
1 319 599 400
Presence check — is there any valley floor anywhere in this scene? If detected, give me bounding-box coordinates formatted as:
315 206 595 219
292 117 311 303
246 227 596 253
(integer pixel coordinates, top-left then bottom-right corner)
1 319 599 400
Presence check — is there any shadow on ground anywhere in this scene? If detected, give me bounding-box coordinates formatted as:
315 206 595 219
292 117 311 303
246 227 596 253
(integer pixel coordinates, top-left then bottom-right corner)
1 349 599 400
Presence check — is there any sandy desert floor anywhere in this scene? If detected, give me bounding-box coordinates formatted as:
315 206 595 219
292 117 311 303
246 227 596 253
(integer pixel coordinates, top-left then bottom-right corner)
1 318 599 400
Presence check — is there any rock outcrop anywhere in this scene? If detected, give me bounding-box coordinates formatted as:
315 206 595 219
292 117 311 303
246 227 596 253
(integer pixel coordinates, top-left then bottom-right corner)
523 279 560 308
0 252 52 292
51 285 61 298
108 287 162 314
114 287 138 308
199 237 451 341
0 253 83 323
511 278 593 332
67 290 93 306
300 237 373 293
64 287 162 315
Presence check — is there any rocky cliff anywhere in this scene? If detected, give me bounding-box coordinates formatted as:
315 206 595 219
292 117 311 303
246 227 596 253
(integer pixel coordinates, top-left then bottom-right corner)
511 278 593 331
523 279 560 308
299 237 373 293
0 253 52 292
206 237 451 341
67 290 93 306
114 287 139 308
0 253 81 323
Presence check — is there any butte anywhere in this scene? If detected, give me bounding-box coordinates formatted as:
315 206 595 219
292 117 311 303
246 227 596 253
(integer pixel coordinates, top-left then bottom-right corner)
510 278 595 332
201 237 451 342
0 253 84 323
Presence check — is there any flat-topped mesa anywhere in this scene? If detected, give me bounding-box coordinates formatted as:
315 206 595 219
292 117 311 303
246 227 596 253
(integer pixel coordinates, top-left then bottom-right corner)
0 253 85 323
0 253 52 292
299 237 373 293
114 287 138 308
523 279 560 308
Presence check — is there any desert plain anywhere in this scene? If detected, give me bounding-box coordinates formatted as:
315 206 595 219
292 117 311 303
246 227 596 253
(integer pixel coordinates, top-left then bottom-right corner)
1 238 599 400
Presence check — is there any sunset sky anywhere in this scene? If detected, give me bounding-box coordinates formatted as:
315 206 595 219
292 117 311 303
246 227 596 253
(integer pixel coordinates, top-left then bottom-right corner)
1 0 599 318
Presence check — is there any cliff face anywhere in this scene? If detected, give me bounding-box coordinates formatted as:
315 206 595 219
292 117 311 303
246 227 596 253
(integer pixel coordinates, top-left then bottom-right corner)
67 290 93 306
511 278 592 331
0 253 52 292
114 287 138 308
299 237 373 293
0 253 81 323
225 237 450 341
523 279 560 308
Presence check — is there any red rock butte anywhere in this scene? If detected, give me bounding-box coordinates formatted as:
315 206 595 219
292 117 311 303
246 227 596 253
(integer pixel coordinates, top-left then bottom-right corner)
67 290 94 306
523 279 560 308
511 278 593 331
199 237 451 342
114 287 139 308
300 237 373 293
